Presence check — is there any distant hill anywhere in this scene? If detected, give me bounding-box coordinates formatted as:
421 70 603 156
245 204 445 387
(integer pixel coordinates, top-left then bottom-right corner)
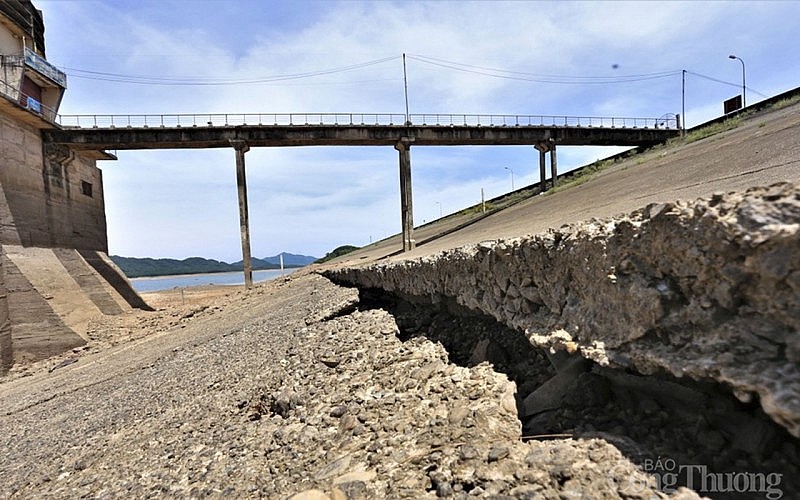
315 245 360 264
111 253 317 278
233 253 317 268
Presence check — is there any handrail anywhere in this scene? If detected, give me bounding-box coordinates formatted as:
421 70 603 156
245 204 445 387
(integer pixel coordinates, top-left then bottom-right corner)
55 112 679 130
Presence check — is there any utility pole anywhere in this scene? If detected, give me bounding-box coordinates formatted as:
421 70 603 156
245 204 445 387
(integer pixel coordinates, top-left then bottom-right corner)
403 53 410 126
681 69 686 136
504 166 515 191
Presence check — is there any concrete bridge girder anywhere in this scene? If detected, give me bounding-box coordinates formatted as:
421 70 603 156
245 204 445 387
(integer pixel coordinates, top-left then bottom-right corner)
42 125 676 150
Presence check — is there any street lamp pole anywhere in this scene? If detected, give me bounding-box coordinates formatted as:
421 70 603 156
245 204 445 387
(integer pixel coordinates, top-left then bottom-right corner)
435 201 442 218
504 166 515 191
728 54 746 108
681 69 686 135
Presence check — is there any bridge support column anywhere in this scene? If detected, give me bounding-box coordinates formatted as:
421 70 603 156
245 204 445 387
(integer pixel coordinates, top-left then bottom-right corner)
535 141 558 191
231 140 253 289
534 143 547 192
395 138 415 252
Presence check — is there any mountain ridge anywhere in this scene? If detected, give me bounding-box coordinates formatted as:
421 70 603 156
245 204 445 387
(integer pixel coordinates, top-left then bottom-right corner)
111 253 317 278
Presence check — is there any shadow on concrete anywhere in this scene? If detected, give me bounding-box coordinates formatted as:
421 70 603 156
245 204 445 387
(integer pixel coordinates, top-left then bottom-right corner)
54 248 124 315
2 254 85 363
77 250 154 311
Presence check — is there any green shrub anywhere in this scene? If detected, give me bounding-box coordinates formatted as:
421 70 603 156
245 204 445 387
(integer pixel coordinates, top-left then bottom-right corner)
683 117 741 143
770 94 800 110
315 245 360 263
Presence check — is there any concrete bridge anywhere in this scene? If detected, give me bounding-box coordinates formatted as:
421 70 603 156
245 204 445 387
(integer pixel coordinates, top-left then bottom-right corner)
43 112 681 287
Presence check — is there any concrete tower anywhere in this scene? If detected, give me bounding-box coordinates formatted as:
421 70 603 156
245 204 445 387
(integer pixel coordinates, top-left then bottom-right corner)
0 1 148 375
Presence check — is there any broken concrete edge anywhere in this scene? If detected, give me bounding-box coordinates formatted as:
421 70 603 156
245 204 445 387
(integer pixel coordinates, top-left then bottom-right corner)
324 182 800 437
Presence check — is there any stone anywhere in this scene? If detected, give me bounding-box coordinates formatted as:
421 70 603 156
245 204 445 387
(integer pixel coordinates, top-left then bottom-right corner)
459 444 479 461
487 445 509 462
289 490 331 500
329 405 347 418
521 357 590 417
313 455 352 481
331 481 367 500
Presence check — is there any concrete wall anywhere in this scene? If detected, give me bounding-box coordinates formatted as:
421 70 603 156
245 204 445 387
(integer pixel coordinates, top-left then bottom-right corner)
0 96 131 375
0 115 108 251
0 243 152 374
0 26 20 54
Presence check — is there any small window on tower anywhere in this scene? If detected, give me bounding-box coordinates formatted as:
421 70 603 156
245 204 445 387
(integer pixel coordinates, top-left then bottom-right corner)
81 181 93 198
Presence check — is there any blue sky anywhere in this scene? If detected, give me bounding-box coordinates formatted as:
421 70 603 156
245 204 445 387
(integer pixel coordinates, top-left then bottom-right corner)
37 0 800 260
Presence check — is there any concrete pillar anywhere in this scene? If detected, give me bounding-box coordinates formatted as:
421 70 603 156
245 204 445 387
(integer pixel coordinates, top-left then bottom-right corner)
230 140 253 289
0 247 11 375
534 143 548 192
395 138 415 251
550 143 558 189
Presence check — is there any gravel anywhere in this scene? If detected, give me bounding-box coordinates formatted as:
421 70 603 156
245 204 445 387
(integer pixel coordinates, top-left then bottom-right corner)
0 273 699 498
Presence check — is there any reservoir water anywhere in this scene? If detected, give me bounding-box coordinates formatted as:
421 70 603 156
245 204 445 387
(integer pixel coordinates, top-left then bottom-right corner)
130 269 294 293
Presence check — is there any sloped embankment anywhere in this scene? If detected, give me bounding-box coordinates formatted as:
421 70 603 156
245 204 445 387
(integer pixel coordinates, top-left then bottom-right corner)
327 182 800 494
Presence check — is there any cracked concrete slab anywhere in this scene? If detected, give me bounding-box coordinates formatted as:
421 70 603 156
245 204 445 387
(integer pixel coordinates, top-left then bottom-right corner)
327 182 800 437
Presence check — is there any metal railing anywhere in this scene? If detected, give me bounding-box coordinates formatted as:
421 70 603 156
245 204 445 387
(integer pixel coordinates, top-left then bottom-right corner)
55 112 679 130
24 48 67 88
409 113 677 129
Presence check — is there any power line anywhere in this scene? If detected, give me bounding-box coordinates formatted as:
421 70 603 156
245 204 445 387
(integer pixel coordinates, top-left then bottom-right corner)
61 52 770 100
406 54 681 84
406 54 770 100
62 55 401 86
684 70 768 98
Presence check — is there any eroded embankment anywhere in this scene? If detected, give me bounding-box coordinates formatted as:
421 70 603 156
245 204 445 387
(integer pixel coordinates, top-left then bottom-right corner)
327 182 800 495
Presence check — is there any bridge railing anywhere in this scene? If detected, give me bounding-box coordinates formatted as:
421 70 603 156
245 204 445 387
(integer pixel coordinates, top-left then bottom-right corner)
56 113 410 128
55 112 678 129
410 113 677 129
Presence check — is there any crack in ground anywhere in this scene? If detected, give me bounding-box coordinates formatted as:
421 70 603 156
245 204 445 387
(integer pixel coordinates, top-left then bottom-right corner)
358 287 800 499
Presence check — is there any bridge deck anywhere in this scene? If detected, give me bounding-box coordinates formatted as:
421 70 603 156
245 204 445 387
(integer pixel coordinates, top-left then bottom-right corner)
43 123 679 150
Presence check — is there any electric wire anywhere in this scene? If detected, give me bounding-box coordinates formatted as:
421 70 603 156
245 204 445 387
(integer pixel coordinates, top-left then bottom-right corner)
407 54 681 84
61 52 769 99
684 70 769 98
62 55 401 86
408 54 768 98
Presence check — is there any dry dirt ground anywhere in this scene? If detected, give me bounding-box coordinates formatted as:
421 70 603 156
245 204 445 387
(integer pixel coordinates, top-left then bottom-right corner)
0 271 703 499
1 284 243 382
1 100 798 498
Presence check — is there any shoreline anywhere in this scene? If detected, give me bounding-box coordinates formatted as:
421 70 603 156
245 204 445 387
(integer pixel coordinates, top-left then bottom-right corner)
130 268 297 294
128 267 302 281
